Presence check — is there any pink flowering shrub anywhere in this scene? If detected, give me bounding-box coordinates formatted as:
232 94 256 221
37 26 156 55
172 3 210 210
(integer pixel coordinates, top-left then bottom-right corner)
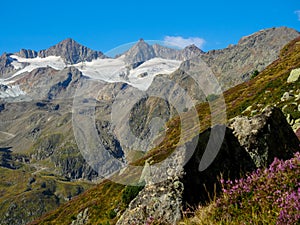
213 152 300 225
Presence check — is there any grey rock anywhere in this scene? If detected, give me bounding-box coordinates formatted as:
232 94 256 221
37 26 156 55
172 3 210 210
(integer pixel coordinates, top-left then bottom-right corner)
200 27 300 90
117 177 184 225
124 40 204 66
124 39 156 66
0 53 15 77
14 66 84 100
152 43 182 60
180 44 203 60
181 125 255 206
229 107 299 167
38 38 105 64
16 49 38 58
71 208 89 225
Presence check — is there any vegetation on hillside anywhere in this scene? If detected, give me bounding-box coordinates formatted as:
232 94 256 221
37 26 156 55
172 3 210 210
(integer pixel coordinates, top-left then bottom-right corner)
182 152 300 225
0 164 93 225
32 37 300 224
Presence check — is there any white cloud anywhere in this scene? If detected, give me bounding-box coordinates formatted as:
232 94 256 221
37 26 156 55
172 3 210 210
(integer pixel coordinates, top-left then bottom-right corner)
295 10 300 21
164 36 205 49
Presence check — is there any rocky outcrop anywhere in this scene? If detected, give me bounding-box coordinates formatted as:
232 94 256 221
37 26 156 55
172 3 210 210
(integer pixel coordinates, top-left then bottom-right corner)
38 38 105 64
152 43 182 60
117 147 185 225
16 49 38 58
30 133 98 180
0 53 15 77
181 126 255 207
117 107 299 224
180 44 203 60
287 68 300 83
52 155 98 180
124 40 204 67
71 208 89 225
229 106 299 167
200 27 300 90
152 44 203 61
117 177 184 225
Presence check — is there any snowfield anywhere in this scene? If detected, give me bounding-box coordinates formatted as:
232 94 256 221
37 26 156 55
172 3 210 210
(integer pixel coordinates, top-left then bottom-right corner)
127 58 182 90
9 55 66 77
74 56 182 90
2 55 182 92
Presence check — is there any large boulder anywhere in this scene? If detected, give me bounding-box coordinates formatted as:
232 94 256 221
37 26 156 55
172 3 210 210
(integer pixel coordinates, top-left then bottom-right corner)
117 107 300 224
229 106 299 167
181 126 255 207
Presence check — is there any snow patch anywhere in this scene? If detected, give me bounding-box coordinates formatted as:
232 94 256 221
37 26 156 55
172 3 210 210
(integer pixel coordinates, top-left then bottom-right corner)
0 85 26 98
74 57 181 90
11 60 24 70
127 58 182 90
8 55 66 78
73 57 127 84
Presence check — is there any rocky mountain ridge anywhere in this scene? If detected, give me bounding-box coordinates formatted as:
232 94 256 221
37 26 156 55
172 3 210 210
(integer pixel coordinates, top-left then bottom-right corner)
0 27 298 99
16 38 106 64
200 26 300 89
124 39 203 67
0 27 300 225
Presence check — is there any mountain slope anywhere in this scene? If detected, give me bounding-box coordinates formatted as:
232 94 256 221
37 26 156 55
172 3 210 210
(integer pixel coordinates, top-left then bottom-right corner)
200 26 300 90
0 27 299 224
29 35 300 225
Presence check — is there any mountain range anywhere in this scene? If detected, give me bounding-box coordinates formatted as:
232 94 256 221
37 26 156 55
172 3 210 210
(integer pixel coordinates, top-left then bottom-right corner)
0 26 300 225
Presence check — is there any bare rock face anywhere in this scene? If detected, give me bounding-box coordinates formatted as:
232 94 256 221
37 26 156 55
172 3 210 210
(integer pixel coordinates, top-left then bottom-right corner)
16 49 38 58
117 107 300 224
117 177 184 225
124 39 204 67
152 44 203 61
71 208 89 225
180 44 203 60
0 53 15 77
14 66 83 100
124 39 156 66
200 27 300 90
152 43 182 60
38 38 105 64
117 149 186 225
229 106 299 167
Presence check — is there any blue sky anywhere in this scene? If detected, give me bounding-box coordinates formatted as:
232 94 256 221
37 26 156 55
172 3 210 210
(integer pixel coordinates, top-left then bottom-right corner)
0 0 299 54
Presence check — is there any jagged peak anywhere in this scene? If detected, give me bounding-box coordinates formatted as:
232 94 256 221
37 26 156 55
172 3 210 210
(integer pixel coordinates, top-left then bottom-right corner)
37 38 105 64
183 44 203 53
132 38 152 48
54 38 81 47
124 39 155 65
